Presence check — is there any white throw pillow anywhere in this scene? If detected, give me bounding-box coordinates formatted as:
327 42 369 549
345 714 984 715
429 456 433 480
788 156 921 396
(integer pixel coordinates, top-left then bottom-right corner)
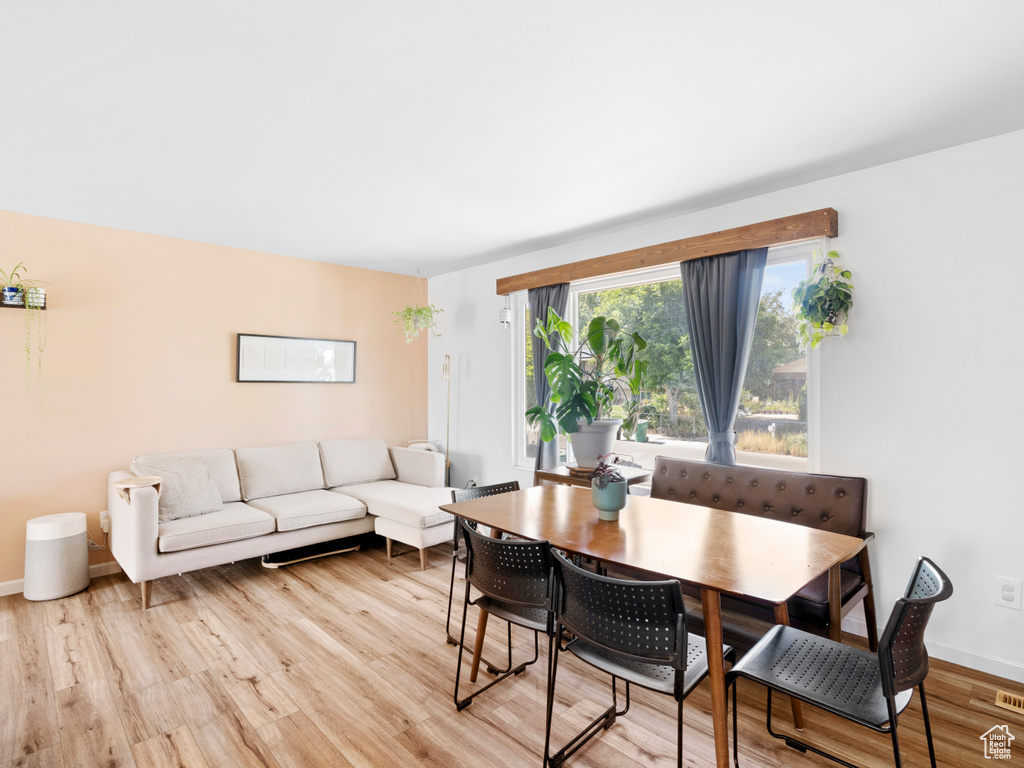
131 456 224 524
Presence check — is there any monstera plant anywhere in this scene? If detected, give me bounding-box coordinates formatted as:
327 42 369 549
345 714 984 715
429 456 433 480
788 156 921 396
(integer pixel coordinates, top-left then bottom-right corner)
526 309 647 467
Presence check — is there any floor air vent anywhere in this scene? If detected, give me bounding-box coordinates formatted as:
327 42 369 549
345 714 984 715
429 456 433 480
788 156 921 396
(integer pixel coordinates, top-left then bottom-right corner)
995 690 1024 715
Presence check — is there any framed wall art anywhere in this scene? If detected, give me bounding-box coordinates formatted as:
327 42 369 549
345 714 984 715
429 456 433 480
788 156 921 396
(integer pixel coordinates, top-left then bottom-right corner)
236 333 356 383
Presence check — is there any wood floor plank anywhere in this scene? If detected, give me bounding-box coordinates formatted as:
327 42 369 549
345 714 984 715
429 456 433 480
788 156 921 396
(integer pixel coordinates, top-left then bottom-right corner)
40 595 105 691
0 594 39 642
89 599 164 697
55 678 136 768
270 662 424 768
0 743 66 768
131 726 209 768
167 670 242 734
257 711 354 768
0 633 60 763
181 614 298 730
112 681 185 747
192 592 311 677
276 618 431 735
133 605 208 684
189 711 282 768
146 575 206 626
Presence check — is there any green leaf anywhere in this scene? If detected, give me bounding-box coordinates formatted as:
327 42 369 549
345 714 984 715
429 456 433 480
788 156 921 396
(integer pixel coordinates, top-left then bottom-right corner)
586 317 613 356
525 406 558 442
544 352 582 401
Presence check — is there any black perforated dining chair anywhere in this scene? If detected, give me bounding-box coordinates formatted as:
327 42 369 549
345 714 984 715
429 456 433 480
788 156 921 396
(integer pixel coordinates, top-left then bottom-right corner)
544 553 735 768
453 519 556 711
445 482 520 675
728 556 953 768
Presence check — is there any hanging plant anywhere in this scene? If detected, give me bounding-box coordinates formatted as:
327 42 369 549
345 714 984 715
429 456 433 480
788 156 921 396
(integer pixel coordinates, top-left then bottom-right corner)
792 249 854 349
1 263 49 392
393 303 442 344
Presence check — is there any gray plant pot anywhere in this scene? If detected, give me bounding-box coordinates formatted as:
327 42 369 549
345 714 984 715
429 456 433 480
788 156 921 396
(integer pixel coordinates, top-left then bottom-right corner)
571 418 622 469
592 478 627 520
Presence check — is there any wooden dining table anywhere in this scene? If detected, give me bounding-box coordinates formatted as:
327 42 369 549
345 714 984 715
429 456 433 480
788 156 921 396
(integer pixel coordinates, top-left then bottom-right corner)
439 483 869 768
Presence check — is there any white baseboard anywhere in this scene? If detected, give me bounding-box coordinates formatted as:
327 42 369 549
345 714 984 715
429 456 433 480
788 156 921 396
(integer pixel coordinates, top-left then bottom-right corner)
930 640 1024 685
0 561 122 598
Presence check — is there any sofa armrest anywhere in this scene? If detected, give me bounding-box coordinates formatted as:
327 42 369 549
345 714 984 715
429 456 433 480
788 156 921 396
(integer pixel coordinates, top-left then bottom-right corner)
108 471 160 583
389 447 445 487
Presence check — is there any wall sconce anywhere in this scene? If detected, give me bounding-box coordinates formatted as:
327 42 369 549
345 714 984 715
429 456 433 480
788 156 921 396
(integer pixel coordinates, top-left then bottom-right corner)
498 294 512 327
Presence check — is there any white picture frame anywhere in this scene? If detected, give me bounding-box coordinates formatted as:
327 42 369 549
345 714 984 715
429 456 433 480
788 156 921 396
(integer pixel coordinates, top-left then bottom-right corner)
236 333 356 383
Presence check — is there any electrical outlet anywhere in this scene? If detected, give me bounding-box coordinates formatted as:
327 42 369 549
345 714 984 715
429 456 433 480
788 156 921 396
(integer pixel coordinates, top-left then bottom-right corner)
467 478 478 488
100 510 111 533
994 576 1022 610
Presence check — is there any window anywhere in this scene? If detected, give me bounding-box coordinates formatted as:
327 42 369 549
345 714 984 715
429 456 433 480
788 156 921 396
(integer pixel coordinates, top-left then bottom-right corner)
512 243 815 471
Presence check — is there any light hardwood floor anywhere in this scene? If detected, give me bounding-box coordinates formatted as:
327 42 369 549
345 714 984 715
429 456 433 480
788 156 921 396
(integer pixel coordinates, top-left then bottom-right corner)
0 542 1020 768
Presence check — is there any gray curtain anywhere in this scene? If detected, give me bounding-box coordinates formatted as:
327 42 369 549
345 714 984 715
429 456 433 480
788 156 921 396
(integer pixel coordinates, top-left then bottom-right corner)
528 283 570 471
680 248 767 464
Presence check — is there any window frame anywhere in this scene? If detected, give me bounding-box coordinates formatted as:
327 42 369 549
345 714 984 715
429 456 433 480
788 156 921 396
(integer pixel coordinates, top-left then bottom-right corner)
511 240 822 471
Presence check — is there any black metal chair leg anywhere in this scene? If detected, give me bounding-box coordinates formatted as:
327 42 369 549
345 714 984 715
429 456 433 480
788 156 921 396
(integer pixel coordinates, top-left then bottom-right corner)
452 580 472 709
546 670 631 766
887 696 903 768
919 683 937 768
454 605 542 709
446 556 512 675
543 631 561 767
676 688 684 768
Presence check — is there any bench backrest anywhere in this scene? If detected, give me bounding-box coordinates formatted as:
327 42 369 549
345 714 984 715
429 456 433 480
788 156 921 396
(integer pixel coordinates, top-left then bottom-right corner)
650 457 866 538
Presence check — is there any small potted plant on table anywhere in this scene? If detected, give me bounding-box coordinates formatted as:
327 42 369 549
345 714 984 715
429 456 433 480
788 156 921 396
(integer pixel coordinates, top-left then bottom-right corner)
590 455 627 520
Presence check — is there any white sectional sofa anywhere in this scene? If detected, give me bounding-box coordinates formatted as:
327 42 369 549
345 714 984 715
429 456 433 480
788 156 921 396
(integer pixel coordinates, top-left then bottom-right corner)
107 438 455 608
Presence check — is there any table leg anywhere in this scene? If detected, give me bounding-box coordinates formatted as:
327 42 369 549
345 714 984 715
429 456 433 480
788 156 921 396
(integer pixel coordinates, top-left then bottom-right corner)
700 588 729 768
773 602 805 731
828 563 842 642
469 607 489 683
468 525 503 683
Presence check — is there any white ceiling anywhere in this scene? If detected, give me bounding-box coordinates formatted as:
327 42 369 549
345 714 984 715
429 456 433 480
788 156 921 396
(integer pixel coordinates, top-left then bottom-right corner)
3 2 1024 277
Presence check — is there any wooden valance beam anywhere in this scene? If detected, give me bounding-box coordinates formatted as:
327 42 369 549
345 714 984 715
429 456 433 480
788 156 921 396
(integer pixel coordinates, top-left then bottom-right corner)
495 207 837 295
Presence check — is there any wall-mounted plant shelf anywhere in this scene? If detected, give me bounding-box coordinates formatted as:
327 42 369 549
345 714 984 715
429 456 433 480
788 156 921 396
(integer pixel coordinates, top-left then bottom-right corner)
1 303 47 310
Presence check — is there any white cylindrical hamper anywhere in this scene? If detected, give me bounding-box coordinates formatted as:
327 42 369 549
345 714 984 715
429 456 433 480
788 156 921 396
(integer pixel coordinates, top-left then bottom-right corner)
24 512 90 601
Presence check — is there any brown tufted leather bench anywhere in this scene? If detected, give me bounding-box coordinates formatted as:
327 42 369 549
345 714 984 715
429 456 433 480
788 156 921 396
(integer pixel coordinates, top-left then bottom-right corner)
650 456 878 653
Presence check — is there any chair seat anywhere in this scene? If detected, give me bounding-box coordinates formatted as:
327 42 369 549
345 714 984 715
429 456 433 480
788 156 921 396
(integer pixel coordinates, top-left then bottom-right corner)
729 625 912 729
566 634 728 698
475 595 550 633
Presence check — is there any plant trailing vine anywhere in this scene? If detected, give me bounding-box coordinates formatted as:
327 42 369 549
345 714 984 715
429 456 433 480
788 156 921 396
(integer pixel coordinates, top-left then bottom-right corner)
791 249 854 349
393 303 442 344
25 293 47 392
1 263 49 394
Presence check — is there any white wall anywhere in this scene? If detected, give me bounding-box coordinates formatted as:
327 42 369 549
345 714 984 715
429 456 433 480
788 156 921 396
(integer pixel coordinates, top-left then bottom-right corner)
429 128 1024 683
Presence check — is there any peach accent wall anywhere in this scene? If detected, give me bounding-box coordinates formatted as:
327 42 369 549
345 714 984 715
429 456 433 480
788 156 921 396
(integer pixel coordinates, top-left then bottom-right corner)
0 210 428 584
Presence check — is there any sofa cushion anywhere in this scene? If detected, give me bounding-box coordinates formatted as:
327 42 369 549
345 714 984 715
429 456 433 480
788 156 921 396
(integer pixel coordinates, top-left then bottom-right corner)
134 448 241 503
335 481 453 528
246 489 366 532
158 502 275 553
236 441 325 501
319 438 396 487
130 456 224 524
